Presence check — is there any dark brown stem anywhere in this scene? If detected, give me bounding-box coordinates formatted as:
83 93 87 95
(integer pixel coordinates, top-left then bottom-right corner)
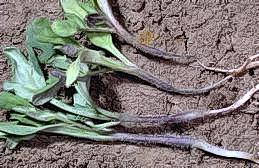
45 127 258 163
119 83 259 125
111 133 258 163
125 68 231 95
118 30 194 64
96 0 194 64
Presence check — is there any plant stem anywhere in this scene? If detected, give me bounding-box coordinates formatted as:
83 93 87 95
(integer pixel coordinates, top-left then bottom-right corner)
78 48 228 95
119 83 259 125
112 133 258 164
120 133 258 163
96 0 194 63
44 125 259 164
123 67 231 95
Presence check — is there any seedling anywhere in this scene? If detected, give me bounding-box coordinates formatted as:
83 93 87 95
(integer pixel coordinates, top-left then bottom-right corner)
30 14 224 95
93 0 194 62
0 0 258 164
1 46 259 163
49 67 259 128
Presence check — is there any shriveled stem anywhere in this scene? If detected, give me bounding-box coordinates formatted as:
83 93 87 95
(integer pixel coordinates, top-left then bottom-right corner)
112 133 259 164
77 49 228 95
125 67 232 95
119 84 259 124
96 0 194 64
44 125 259 164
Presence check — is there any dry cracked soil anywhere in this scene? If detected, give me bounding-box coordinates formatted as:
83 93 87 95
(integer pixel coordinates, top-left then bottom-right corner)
0 0 259 167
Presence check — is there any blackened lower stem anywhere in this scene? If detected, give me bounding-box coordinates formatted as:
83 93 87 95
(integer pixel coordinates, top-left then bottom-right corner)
124 67 230 95
112 133 258 163
45 126 259 163
96 0 194 64
119 83 259 125
78 47 230 95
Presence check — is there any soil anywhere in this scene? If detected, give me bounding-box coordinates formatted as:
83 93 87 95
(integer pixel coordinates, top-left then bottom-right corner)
0 0 259 167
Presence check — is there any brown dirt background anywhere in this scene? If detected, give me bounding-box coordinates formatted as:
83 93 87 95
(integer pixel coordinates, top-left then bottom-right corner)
0 0 259 167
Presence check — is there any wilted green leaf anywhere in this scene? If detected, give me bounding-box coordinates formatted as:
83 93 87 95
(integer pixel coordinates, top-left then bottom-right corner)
50 98 110 120
32 74 65 105
60 0 87 20
14 106 61 122
3 47 46 101
85 121 119 132
74 81 93 107
0 92 62 122
44 125 111 141
66 56 81 87
0 92 92 130
10 114 42 127
52 14 85 37
31 18 78 45
0 92 32 110
79 47 126 70
87 32 133 66
0 122 64 136
26 21 55 63
47 55 72 70
3 48 63 105
2 134 36 149
78 0 97 14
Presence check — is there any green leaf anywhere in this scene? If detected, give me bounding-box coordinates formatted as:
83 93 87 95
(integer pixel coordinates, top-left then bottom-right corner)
47 55 72 70
3 47 65 105
87 32 134 66
66 56 81 87
52 14 85 37
56 0 101 36
52 19 78 37
66 13 86 29
3 47 46 101
0 92 32 110
60 0 88 20
10 114 42 127
74 81 93 107
26 21 55 63
50 98 110 120
44 125 111 141
3 47 46 96
79 47 126 70
47 55 89 76
31 18 78 45
0 122 64 136
32 74 65 106
4 135 36 149
78 0 98 14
